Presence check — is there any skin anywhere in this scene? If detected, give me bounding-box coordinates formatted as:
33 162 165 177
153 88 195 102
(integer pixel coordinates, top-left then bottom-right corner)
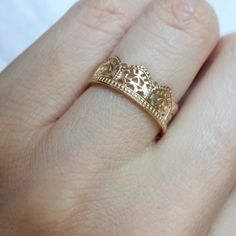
0 0 236 235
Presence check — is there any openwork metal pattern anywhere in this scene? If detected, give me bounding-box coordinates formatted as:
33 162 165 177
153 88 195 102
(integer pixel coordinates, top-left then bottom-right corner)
90 56 178 134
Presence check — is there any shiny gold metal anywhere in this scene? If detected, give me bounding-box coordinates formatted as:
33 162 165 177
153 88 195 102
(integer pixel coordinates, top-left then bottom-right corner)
90 56 178 134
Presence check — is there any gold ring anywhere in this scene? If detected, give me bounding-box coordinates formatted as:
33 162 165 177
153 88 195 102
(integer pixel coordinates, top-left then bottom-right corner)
90 56 178 134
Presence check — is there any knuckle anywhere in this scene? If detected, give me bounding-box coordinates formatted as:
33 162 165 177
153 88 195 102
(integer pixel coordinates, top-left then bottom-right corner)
150 0 219 40
75 0 129 38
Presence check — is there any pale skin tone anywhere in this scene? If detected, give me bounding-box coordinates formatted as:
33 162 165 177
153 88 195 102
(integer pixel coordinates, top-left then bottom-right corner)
1 0 236 235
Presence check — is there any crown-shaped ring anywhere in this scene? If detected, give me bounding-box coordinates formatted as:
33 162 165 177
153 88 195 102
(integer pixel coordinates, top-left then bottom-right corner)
91 56 178 134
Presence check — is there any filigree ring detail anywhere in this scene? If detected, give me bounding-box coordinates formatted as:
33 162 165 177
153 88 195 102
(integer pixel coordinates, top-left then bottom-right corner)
90 56 178 134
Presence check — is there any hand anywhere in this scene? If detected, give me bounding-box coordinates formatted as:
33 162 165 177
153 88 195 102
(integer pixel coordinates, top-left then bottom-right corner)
0 0 236 235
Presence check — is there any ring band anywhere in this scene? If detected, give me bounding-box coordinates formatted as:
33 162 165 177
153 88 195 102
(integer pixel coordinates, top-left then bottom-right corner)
90 56 178 134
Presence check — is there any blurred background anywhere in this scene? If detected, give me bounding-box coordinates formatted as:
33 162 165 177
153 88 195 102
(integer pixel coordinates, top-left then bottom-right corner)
0 0 236 71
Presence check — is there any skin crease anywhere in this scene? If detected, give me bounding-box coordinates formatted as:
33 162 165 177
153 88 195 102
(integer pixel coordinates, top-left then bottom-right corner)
0 0 236 235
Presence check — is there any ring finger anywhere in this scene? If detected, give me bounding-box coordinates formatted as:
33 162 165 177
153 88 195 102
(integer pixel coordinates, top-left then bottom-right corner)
54 0 219 162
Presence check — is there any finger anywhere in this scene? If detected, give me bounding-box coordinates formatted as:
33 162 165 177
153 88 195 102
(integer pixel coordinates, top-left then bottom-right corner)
209 186 236 236
56 0 219 161
150 34 236 235
0 0 150 128
209 185 236 236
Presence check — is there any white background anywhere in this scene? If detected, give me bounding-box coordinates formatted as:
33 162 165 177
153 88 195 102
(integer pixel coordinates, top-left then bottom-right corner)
0 0 236 71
